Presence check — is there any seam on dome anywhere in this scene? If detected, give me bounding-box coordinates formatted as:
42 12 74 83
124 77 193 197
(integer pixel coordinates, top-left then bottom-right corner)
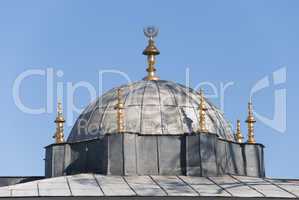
139 81 150 134
121 86 132 132
122 81 141 107
164 83 185 134
85 100 101 133
208 101 232 140
178 86 200 133
207 101 224 138
154 81 164 135
205 101 219 137
98 88 118 135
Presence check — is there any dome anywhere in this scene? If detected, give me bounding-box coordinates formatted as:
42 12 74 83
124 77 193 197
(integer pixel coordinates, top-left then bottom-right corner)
46 28 265 179
68 80 234 143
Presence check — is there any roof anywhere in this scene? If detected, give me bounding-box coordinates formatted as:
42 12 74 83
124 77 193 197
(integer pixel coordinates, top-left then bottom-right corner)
68 80 234 143
0 174 298 199
0 176 44 187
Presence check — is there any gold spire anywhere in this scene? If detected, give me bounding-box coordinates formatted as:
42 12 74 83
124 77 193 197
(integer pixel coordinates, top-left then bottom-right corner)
245 100 256 144
198 89 208 133
115 88 125 133
143 26 160 81
53 100 65 144
235 120 244 143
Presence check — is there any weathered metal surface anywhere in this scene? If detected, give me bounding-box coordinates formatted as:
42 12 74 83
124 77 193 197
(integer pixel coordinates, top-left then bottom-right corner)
200 134 217 176
67 174 103 196
161 106 182 134
69 142 88 174
179 176 231 196
46 134 265 177
10 181 38 197
157 136 182 175
209 176 263 197
86 140 107 174
179 107 198 133
141 105 162 134
68 80 235 142
233 176 295 198
226 142 245 175
136 136 159 175
151 176 197 196
123 134 137 175
142 81 160 105
124 106 141 133
95 175 135 196
38 176 71 196
266 178 299 197
124 176 166 196
0 174 299 198
44 146 53 178
185 135 201 176
216 140 227 175
0 177 44 187
107 134 124 175
0 187 10 197
243 144 265 177
46 144 66 177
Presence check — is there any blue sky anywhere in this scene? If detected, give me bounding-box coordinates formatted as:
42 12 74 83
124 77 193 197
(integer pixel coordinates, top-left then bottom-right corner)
0 0 298 178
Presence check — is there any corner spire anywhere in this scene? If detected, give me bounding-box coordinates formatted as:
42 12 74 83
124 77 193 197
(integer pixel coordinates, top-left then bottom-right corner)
245 100 256 144
198 89 208 133
143 26 160 81
115 88 125 133
53 100 65 144
235 119 244 143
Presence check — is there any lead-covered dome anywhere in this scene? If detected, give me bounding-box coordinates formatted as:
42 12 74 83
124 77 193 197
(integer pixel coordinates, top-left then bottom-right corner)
68 80 234 143
46 28 265 179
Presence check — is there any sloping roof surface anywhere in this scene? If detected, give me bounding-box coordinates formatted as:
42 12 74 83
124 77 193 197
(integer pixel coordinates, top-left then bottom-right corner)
0 174 298 198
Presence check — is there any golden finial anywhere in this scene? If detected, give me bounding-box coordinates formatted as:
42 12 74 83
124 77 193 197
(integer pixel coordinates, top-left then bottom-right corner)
143 26 160 81
53 100 65 143
245 100 256 144
198 89 208 133
115 88 125 133
235 120 244 143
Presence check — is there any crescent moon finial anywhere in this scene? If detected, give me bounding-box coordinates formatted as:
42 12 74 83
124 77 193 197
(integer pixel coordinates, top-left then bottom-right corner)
142 26 160 81
143 26 159 40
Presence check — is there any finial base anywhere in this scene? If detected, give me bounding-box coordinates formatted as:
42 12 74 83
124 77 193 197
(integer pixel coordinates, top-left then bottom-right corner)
198 129 209 133
247 137 256 144
143 75 160 81
55 137 65 144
